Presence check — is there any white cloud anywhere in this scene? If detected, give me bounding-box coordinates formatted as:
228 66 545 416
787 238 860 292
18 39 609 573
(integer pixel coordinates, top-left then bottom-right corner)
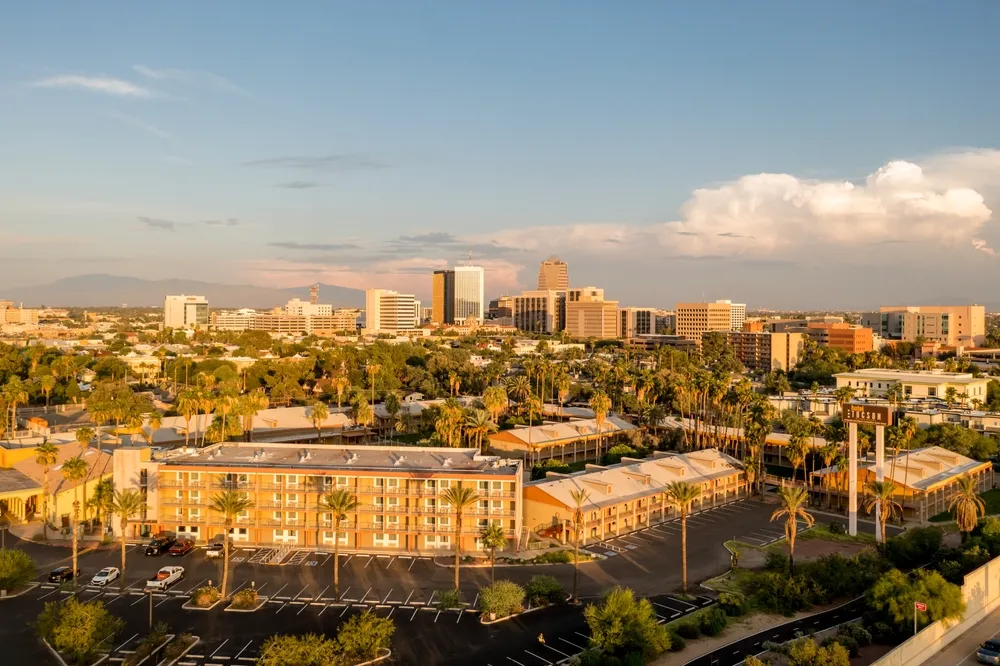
973 239 996 256
29 75 154 98
133 64 246 95
109 112 171 140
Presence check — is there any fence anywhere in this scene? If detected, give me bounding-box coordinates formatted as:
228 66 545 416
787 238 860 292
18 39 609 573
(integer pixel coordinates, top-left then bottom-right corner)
872 556 1000 665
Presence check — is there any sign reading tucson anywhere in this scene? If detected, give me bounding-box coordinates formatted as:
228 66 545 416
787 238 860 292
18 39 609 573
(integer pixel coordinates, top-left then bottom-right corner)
842 403 892 426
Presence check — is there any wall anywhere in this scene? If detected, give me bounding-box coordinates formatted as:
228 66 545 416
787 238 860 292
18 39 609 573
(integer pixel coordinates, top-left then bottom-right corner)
872 556 1000 666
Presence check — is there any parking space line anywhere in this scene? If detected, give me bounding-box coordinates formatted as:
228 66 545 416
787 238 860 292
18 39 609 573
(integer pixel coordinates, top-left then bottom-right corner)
231 580 250 596
155 595 175 607
360 587 372 603
364 556 374 568
342 554 353 566
542 644 571 659
319 554 332 566
314 585 329 602
114 633 139 653
428 590 437 606
384 556 395 569
234 641 253 661
130 595 147 607
296 600 312 615
340 604 352 617
524 650 553 664
411 607 419 621
180 578 208 594
210 639 229 658
408 558 417 571
574 631 590 641
404 590 415 605
668 596 697 610
292 584 309 600
338 586 351 601
505 658 527 666
382 589 393 604
558 637 586 651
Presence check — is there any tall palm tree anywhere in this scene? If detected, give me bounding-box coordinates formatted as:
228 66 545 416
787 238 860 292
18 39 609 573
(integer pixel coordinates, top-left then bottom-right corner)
108 489 148 593
665 481 702 593
482 385 508 424
239 389 269 442
35 441 59 539
75 426 95 454
310 401 330 442
770 486 815 574
569 488 591 604
61 457 89 588
589 392 611 460
464 409 497 453
863 480 902 544
949 477 986 540
333 376 350 410
442 485 479 592
39 375 56 407
785 434 807 485
505 375 530 412
197 390 215 447
176 390 199 448
366 363 381 405
209 490 255 598
2 377 28 438
479 523 507 584
321 488 358 597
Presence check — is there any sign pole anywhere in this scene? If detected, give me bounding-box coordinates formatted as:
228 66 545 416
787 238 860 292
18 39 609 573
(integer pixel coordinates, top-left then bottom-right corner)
875 424 885 543
848 421 858 537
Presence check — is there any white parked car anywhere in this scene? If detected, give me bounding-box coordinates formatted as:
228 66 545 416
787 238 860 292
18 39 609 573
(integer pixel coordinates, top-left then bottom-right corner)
145 566 185 591
91 567 120 587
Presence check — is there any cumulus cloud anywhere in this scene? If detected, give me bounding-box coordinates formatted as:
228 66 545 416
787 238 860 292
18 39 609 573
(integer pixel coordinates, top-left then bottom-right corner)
30 75 154 98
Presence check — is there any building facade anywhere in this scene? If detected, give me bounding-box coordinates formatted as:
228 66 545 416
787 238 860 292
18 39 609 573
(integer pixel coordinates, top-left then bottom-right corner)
113 443 522 553
715 300 746 331
723 332 804 372
0 301 40 326
618 307 655 338
513 290 566 334
453 266 485 322
537 256 569 291
676 301 733 345
431 270 455 324
364 289 420 334
806 323 874 353
488 296 514 320
163 295 209 330
861 305 986 348
566 287 618 339
834 369 990 402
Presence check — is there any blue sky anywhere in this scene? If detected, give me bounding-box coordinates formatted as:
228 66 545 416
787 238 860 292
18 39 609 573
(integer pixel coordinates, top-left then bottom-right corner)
3 2 1000 308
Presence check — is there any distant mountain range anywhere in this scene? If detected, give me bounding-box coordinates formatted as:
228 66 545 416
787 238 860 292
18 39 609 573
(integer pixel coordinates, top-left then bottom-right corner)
4 274 366 309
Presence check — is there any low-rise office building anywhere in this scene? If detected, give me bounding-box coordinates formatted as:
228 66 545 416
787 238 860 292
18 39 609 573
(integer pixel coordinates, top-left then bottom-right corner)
113 443 522 553
834 369 990 402
524 448 746 544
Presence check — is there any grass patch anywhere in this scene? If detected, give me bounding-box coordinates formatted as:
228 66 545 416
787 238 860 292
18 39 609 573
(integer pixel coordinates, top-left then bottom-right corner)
930 488 1000 522
702 567 758 595
725 540 764 552
800 524 876 545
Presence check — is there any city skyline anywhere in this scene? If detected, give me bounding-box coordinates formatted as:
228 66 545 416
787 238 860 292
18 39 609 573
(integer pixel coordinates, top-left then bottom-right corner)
2 3 1000 308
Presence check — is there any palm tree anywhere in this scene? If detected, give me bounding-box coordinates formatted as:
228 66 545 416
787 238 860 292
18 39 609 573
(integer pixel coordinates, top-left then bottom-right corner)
209 490 255 598
464 409 497 453
3 377 28 437
310 401 330 442
352 398 374 439
949 477 986 540
569 488 591 604
665 481 702 593
75 426 95 454
321 488 358 597
944 386 958 409
35 441 59 540
333 376 350 410
589 391 611 460
366 362 381 405
505 375 530 412
239 389 269 442
863 480 902 543
108 489 148 593
39 375 56 407
770 486 815 574
197 390 215 447
442 485 479 592
176 390 199 448
785 435 807 485
61 457 89 588
479 523 507 584
482 385 508 424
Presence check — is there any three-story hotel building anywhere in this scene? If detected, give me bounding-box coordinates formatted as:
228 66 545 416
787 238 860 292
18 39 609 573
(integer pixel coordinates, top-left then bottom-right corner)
113 443 522 554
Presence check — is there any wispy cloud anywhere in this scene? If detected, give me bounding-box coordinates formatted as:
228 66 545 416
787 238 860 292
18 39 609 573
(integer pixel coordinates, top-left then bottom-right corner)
30 75 154 98
109 112 171 140
242 154 385 172
268 241 360 251
973 239 996 256
395 232 459 245
138 216 177 231
205 218 240 227
275 181 322 189
133 64 246 95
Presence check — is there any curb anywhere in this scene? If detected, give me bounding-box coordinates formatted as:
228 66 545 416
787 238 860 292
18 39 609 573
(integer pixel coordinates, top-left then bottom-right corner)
156 635 200 666
354 648 392 666
224 596 269 612
182 598 223 611
0 582 40 599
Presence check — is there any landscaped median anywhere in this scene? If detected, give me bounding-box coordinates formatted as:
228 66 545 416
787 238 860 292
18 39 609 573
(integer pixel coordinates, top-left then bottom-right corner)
225 587 268 612
477 575 567 624
181 585 223 611
156 634 198 666
0 548 39 599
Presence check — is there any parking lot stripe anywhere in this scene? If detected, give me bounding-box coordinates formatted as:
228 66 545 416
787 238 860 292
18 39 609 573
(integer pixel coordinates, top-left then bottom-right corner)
180 578 207 594
296 601 311 615
404 590 415 605
407 558 417 571
319 554 332 566
364 556 374 568
234 641 253 661
668 596 697 610
361 587 372 602
505 658 527 666
314 585 329 601
210 640 229 658
114 633 139 652
382 589 393 603
542 644 571 658
558 637 586 651
384 556 395 569
524 650 553 664
340 604 352 617
231 580 250 596
428 590 437 606
338 586 351 601
411 607 419 621
271 583 288 599
292 584 309 600
155 595 174 607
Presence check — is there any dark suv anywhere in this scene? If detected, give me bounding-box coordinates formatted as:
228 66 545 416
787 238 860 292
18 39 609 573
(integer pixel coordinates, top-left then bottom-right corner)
48 567 79 583
145 536 176 556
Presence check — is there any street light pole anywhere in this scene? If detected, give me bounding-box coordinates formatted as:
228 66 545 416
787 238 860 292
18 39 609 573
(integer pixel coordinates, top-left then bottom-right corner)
148 589 153 631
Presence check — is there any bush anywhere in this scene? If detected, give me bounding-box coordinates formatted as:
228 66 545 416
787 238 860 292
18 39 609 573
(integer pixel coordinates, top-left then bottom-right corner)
667 631 685 652
36 597 125 666
123 622 170 666
826 634 859 657
798 551 886 600
531 459 571 480
718 592 746 617
828 520 846 535
764 549 789 572
478 580 526 619
525 575 565 606
230 588 260 609
868 568 965 632
839 622 872 647
697 607 728 637
530 550 573 564
436 588 462 610
162 633 195 663
867 621 895 644
749 572 824 616
191 585 221 607
883 527 943 569
584 587 671 660
336 609 395 662
675 621 701 639
0 548 36 591
787 637 850 666
258 633 341 666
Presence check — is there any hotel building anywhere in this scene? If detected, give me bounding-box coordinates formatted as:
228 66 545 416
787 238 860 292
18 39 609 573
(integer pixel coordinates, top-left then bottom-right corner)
676 301 735 345
113 443 522 553
723 331 805 372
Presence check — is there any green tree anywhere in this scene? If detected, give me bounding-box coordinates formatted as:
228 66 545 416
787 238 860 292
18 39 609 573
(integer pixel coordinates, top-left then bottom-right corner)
482 385 508 424
442 484 479 591
465 408 498 453
479 523 507 584
61 457 88 588
583 587 671 661
570 488 591 603
34 441 59 540
478 579 525 619
868 568 965 632
321 488 359 597
175 390 199 448
2 376 28 437
39 374 56 407
665 481 702 593
863 480 903 544
949 477 986 539
256 633 339 666
771 486 815 574
108 489 148 594
335 608 395 662
310 401 329 442
36 597 124 666
787 637 850 666
208 490 255 598
0 548 36 591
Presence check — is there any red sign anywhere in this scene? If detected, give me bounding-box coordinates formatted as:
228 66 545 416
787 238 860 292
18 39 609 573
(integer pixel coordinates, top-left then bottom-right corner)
915 602 927 611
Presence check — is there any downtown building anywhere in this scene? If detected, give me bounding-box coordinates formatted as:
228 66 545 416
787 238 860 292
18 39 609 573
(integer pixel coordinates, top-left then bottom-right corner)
113 443 522 553
723 331 805 372
860 305 986 348
364 289 421 334
431 266 485 324
676 300 737 346
565 287 618 339
537 256 569 291
513 290 566 334
163 294 209 330
618 307 656 338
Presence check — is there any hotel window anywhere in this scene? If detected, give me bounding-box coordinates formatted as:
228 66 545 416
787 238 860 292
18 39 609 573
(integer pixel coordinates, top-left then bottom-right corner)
493 481 503 491
386 478 399 490
424 516 436 526
336 476 349 488
237 510 249 523
189 509 200 520
272 511 282 521
175 490 183 500
439 516 450 527
387 497 399 508
929 388 937 397
287 511 299 523
424 499 436 510
904 385 912 396
322 476 333 488
287 493 300 506
491 500 502 511
424 480 436 490
190 491 200 503
478 518 488 529
273 474 283 485
273 493 281 504
374 533 398 547
439 480 451 489
374 477 385 489
188 472 201 483
479 500 489 512
374 516 384 528
478 481 489 492
286 474 300 487
374 497 385 510
386 515 399 526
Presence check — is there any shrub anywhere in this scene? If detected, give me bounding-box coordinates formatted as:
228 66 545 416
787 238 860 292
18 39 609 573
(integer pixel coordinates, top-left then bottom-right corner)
0 548 36 591
697 607 728 637
764 549 789 572
828 520 846 535
531 550 573 564
162 633 195 663
867 621 895 644
675 621 701 639
525 575 565 606
436 588 462 610
336 609 395 662
531 459 571 480
868 568 965 632
718 592 746 617
230 588 260 609
191 585 221 607
883 527 943 569
749 572 824 616
584 587 671 660
839 622 872 647
787 637 850 666
667 631 685 652
478 580 526 619
123 622 170 666
798 551 886 600
258 633 341 666
36 597 125 666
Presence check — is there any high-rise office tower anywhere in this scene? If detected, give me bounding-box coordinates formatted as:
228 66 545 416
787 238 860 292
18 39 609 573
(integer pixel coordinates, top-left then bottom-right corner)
431 270 455 324
432 266 484 323
163 295 209 330
537 256 569 291
565 287 618 339
364 289 419 333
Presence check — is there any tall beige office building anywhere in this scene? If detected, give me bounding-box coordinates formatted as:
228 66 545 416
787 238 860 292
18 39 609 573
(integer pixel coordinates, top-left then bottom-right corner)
566 287 618 339
537 256 569 291
861 305 986 347
676 301 733 345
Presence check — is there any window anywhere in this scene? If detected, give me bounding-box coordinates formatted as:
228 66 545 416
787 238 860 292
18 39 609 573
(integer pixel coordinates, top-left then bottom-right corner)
386 478 399 489
374 477 385 488
188 472 201 482
424 499 436 510
237 510 249 523
322 531 348 545
374 533 398 547
424 516 436 526
424 480 436 490
336 476 349 488
287 493 300 506
478 481 489 492
387 497 399 508
439 480 451 489
929 388 937 397
272 492 281 504
272 511 281 521
273 474 283 485
189 509 200 519
387 515 399 526
491 500 502 510
904 385 912 396
439 516 450 527
190 491 200 502
287 511 299 524
479 500 489 512
286 474 300 487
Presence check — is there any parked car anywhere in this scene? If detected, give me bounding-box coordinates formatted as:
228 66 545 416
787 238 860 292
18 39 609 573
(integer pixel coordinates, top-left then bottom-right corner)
978 639 1000 664
145 536 176 556
48 567 79 583
145 566 185 591
205 543 226 559
90 567 120 586
168 540 194 556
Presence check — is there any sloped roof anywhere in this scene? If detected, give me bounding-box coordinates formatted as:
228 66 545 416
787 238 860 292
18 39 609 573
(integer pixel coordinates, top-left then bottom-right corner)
812 446 988 492
491 416 636 447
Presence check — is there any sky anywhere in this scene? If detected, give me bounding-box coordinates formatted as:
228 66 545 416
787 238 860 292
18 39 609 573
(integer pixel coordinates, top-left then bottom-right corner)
3 1 1000 309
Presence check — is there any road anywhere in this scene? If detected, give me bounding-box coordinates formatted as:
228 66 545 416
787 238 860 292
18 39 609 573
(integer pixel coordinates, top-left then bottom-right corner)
923 606 1000 666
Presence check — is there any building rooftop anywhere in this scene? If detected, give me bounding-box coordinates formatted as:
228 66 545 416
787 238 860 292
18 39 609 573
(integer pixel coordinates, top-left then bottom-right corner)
491 416 636 446
13 446 113 495
158 442 520 476
812 446 988 492
0 468 43 495
834 369 984 384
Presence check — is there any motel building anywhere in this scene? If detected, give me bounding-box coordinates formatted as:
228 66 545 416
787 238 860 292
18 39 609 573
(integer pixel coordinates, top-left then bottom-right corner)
487 416 637 464
523 448 747 544
113 442 522 555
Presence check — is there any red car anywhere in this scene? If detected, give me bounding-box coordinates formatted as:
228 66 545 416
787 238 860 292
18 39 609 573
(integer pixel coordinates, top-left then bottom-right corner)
168 540 194 556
